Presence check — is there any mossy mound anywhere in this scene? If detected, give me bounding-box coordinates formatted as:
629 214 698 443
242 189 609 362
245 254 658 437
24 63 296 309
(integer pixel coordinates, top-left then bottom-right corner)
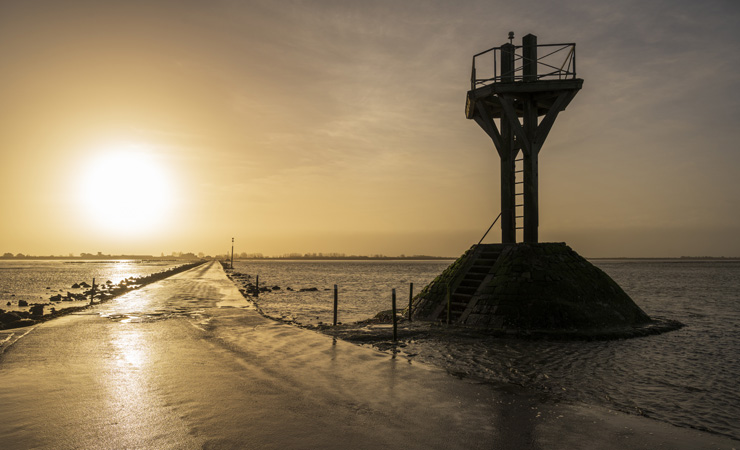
412 243 654 333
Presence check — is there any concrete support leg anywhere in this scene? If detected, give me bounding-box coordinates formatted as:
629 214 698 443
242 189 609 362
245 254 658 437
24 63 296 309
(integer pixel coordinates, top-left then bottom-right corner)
523 98 539 243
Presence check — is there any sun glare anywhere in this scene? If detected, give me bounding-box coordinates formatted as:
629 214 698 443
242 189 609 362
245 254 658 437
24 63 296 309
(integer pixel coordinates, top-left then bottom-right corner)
79 145 173 235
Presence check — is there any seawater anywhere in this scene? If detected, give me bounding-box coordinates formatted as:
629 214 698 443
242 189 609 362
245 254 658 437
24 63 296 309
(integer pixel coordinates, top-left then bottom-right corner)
233 259 740 442
232 260 451 324
0 260 185 311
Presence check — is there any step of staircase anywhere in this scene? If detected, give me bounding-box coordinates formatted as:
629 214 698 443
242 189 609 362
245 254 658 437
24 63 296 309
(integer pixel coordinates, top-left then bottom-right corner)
433 247 504 323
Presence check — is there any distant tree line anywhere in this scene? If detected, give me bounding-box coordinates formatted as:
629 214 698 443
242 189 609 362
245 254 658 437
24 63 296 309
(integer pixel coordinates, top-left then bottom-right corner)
1 251 207 260
226 252 452 260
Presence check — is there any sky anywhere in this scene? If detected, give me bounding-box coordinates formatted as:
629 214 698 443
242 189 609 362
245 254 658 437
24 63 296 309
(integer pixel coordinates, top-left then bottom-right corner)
1 0 739 258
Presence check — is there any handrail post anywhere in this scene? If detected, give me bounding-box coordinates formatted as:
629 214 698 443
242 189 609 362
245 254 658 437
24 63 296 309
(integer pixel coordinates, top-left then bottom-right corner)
572 43 576 79
494 48 497 82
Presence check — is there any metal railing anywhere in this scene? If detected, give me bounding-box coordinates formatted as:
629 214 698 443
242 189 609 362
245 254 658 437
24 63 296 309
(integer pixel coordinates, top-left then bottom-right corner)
470 43 576 90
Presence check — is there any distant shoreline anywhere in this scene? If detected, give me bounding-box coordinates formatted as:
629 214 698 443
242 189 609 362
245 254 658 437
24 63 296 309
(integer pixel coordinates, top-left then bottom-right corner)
588 256 740 261
1 255 456 261
3 254 740 262
0 256 202 261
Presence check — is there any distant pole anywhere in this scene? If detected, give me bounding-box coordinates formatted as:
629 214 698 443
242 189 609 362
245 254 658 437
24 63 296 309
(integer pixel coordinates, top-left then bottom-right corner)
231 237 234 269
392 288 398 341
408 282 413 322
333 284 338 326
90 278 95 304
446 284 451 325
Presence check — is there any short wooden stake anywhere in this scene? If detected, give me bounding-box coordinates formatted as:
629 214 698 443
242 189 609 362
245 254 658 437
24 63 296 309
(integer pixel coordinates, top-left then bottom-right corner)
408 282 413 322
90 278 95 304
392 288 398 341
333 284 338 326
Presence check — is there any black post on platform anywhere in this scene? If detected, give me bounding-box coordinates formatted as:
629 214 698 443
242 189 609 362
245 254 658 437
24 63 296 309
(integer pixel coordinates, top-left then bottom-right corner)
391 288 398 341
333 284 338 326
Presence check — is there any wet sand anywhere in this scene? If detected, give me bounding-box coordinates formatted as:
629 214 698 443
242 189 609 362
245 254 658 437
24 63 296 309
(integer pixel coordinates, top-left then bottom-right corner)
0 261 736 449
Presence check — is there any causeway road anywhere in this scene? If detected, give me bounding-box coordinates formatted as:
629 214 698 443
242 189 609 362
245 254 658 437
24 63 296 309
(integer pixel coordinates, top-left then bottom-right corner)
0 261 735 449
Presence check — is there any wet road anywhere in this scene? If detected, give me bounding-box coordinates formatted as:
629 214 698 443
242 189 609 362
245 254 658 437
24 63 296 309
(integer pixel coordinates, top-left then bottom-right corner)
0 261 736 449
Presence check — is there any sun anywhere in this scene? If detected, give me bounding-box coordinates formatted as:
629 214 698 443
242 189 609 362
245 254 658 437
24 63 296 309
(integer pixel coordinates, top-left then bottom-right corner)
78 145 173 235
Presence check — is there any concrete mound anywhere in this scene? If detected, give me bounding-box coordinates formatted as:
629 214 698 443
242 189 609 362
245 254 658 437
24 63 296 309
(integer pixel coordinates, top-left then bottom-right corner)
412 243 660 335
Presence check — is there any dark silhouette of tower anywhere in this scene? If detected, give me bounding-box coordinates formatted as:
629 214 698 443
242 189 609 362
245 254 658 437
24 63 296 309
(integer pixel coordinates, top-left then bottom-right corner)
466 33 583 243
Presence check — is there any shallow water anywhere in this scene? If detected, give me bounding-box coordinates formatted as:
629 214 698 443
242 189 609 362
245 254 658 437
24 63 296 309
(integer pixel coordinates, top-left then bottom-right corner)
231 260 451 325
0 260 185 311
233 259 740 441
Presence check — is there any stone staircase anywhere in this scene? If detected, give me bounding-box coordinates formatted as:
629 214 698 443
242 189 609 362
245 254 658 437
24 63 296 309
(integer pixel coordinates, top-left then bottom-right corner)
436 246 503 324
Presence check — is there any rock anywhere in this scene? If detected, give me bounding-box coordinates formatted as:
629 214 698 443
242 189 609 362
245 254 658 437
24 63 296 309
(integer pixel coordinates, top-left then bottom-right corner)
299 287 319 292
29 304 44 316
71 283 80 289
272 286 281 290
80 282 90 288
4 318 36 329
0 311 22 324
18 300 28 307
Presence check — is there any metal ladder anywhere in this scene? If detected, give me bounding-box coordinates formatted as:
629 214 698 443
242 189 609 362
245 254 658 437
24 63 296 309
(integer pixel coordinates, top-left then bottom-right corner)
515 157 524 243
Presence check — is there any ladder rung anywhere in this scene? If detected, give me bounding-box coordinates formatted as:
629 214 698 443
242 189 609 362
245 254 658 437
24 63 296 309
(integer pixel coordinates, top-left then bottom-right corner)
516 227 524 229
515 216 524 218
515 158 524 162
515 193 524 196
515 170 524 173
515 204 524 207
515 181 524 184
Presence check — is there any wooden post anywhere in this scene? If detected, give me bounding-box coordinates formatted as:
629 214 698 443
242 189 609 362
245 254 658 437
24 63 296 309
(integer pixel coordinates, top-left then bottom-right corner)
333 284 338 326
408 282 413 322
90 278 95 304
392 288 398 341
